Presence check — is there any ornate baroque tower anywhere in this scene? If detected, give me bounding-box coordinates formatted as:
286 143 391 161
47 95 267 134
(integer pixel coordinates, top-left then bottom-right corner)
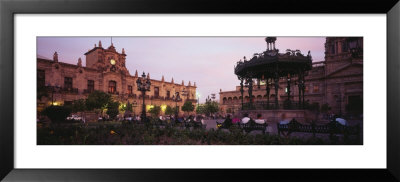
84 40 129 75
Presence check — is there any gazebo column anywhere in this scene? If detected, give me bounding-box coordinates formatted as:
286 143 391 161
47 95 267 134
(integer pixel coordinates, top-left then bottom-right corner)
240 78 244 110
287 74 291 108
298 73 303 109
266 78 270 109
274 72 279 109
302 74 306 108
248 78 254 109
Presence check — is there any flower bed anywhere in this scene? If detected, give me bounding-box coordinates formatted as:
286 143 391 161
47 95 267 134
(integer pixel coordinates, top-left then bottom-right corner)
37 119 360 145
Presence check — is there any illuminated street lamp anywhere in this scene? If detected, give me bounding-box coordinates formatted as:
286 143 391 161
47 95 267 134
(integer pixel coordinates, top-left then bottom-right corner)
136 72 151 121
196 92 201 107
46 84 61 106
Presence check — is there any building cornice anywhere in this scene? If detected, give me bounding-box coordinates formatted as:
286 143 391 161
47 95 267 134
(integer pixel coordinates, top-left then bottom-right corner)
84 47 104 55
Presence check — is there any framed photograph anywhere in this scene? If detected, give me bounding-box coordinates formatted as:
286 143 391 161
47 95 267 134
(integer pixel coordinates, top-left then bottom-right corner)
1 0 399 181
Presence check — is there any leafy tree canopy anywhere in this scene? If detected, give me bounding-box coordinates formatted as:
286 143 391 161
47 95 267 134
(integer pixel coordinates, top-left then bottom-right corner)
206 101 219 115
86 91 111 111
197 101 219 116
71 99 87 113
165 105 176 116
106 101 120 119
196 104 206 114
181 101 195 113
126 102 133 112
149 105 161 117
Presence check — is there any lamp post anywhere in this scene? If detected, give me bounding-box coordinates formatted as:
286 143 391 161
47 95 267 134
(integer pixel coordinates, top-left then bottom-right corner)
211 93 216 100
171 91 182 121
287 74 291 109
196 93 200 107
136 72 151 121
46 84 61 106
205 95 214 118
181 88 188 101
206 95 211 103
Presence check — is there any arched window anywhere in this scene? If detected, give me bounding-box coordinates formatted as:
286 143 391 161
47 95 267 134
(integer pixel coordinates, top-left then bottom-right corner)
108 80 116 94
251 96 255 102
223 97 227 104
257 95 262 100
127 85 133 94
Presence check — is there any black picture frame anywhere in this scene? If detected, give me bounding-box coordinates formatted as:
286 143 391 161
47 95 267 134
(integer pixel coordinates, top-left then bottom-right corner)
1 0 399 181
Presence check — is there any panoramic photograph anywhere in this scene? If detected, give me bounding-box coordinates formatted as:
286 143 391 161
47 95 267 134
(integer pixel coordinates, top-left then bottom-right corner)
36 36 363 145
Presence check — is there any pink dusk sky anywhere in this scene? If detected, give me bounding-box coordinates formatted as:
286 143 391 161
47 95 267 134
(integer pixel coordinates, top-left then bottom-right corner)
37 37 326 103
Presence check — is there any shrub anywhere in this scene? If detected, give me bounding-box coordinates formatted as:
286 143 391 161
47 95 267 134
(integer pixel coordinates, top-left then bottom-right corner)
41 105 71 123
181 101 195 114
165 105 175 116
106 101 120 119
71 99 87 113
86 91 111 111
149 105 161 117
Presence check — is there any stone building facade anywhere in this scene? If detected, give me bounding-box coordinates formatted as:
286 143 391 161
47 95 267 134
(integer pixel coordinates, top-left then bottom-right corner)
219 37 363 116
37 41 197 116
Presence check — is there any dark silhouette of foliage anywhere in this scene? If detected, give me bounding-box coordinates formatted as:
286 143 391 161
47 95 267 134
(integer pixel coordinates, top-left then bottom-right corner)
149 105 161 117
86 91 111 111
41 105 71 123
106 101 120 119
71 99 87 113
181 101 195 113
165 105 175 116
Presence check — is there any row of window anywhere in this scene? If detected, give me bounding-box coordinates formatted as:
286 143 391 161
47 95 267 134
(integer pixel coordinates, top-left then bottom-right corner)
327 39 362 55
306 85 319 93
38 70 172 97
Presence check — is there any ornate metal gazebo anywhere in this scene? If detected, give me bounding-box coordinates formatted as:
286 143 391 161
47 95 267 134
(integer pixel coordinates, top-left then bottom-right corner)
234 37 312 110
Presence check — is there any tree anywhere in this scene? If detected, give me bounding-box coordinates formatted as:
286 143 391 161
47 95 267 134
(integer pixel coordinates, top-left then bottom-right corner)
85 91 111 111
71 99 87 113
165 105 175 116
37 86 48 100
41 105 71 123
126 101 133 112
106 101 120 120
148 105 161 117
119 103 126 112
204 101 219 116
181 101 195 115
196 104 206 115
